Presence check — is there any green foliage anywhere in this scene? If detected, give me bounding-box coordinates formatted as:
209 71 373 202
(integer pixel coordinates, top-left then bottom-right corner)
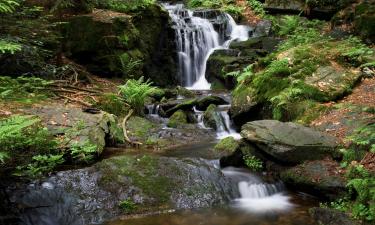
70 141 98 163
119 54 143 78
214 136 239 152
51 0 97 13
118 77 157 115
243 155 263 171
19 154 64 177
98 0 155 13
0 151 9 164
336 36 374 66
0 40 21 54
0 115 57 154
347 177 375 221
0 0 19 13
187 0 244 15
96 93 129 116
118 199 137 212
346 124 375 151
0 76 52 103
277 15 300 36
246 0 265 16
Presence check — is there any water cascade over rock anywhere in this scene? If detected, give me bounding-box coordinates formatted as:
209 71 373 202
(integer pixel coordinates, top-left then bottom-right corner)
163 3 250 90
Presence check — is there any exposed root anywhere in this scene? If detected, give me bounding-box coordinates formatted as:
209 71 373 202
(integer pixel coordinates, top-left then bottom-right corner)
122 109 143 147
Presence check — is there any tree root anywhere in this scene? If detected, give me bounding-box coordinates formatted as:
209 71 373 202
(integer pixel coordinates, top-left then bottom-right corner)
122 109 143 147
58 94 93 107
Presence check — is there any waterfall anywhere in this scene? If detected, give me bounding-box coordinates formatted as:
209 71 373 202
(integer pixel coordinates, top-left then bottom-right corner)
163 3 251 90
216 105 241 140
222 167 294 212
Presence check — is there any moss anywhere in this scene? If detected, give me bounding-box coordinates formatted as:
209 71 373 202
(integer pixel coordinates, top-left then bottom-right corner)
98 155 173 205
167 110 188 128
214 137 240 153
127 116 156 140
203 104 219 130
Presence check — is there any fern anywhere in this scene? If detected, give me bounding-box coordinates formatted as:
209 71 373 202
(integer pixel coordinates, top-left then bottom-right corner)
118 76 157 115
0 40 21 54
0 0 19 13
0 151 9 164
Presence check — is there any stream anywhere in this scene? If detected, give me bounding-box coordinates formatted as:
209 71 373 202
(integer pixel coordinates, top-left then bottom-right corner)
6 2 320 225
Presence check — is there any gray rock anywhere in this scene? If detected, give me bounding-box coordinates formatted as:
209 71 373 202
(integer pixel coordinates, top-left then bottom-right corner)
27 105 123 155
280 159 347 199
241 120 338 164
10 155 238 225
309 207 361 225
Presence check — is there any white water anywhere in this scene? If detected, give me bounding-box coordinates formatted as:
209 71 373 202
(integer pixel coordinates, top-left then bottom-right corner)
216 108 242 140
222 167 294 213
163 3 250 90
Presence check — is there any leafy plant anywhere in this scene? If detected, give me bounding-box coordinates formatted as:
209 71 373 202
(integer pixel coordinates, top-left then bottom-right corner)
119 199 137 212
98 0 155 13
0 151 9 164
0 0 19 13
0 39 21 54
0 115 57 154
19 154 64 177
70 141 98 163
118 77 157 115
246 0 265 16
243 155 263 171
0 76 52 102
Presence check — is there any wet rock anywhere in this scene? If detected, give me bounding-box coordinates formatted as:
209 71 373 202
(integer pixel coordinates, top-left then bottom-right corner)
253 20 272 37
214 137 240 153
165 99 198 117
203 104 220 130
241 120 338 164
229 86 265 127
309 207 361 225
27 105 123 154
280 159 347 199
167 110 189 128
196 95 228 111
9 155 238 225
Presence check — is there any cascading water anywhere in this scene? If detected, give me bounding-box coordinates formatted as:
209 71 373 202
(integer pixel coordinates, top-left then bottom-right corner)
163 3 251 90
222 167 294 213
215 105 241 140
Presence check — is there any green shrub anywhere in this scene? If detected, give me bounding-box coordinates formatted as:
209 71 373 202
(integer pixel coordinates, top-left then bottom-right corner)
118 199 137 212
0 151 9 164
0 0 19 14
246 0 265 16
243 155 263 171
118 76 157 115
0 115 57 154
19 154 64 177
97 0 155 13
96 93 129 116
70 140 98 163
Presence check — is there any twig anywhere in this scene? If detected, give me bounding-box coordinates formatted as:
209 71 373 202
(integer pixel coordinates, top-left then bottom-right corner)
49 83 102 94
58 95 92 107
122 109 143 146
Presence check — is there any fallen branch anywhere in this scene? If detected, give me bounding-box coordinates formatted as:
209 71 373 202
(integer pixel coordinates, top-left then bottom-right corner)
58 95 92 107
50 83 102 94
122 109 143 146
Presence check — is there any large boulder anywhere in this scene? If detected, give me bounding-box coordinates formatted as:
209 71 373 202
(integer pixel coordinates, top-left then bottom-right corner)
167 110 189 128
280 159 347 199
206 37 280 90
9 155 238 225
241 120 338 164
27 104 123 154
64 5 177 86
203 104 220 130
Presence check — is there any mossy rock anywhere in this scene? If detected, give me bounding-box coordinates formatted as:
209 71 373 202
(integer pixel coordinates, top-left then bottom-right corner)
214 137 240 153
127 116 157 141
203 104 220 130
196 95 228 111
167 110 188 128
10 155 237 224
241 120 338 164
165 99 198 117
280 159 347 199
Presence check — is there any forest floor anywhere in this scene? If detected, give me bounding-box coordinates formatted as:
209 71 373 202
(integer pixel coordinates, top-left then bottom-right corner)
235 0 261 25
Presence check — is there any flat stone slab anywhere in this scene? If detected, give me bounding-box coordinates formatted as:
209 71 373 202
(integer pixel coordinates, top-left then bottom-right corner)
241 120 338 164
